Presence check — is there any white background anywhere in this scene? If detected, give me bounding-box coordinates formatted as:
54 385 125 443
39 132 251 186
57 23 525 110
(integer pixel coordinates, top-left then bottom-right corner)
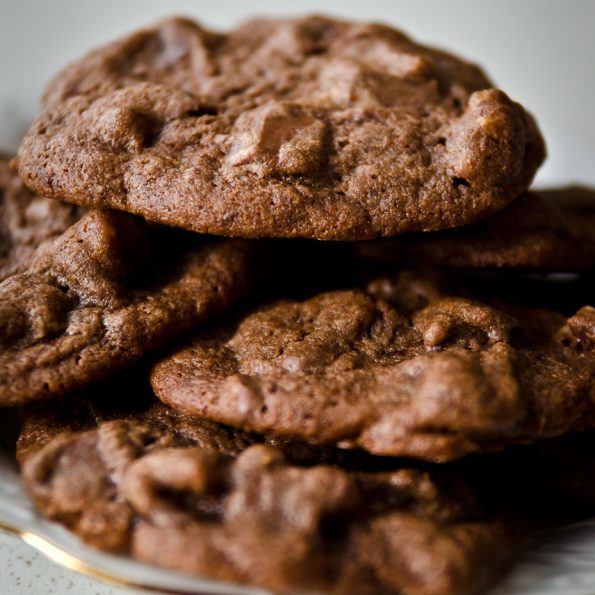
1 1 594 594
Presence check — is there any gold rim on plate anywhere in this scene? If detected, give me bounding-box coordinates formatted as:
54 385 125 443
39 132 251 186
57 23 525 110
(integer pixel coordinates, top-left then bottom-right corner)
0 520 223 595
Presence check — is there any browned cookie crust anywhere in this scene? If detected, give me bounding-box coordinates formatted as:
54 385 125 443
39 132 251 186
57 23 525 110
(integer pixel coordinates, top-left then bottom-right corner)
356 188 595 271
18 394 520 595
151 271 595 462
0 210 253 407
0 154 82 281
16 16 544 240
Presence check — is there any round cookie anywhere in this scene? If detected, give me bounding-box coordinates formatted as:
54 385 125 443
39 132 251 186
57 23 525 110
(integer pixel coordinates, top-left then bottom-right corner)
0 210 254 407
151 271 595 462
17 16 544 240
18 391 520 595
356 188 595 270
0 153 82 281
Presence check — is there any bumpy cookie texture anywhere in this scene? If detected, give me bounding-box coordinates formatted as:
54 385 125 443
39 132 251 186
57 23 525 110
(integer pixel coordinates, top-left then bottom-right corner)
0 154 82 281
356 188 595 270
17 394 257 550
17 16 544 239
19 396 519 594
0 210 253 407
151 271 595 461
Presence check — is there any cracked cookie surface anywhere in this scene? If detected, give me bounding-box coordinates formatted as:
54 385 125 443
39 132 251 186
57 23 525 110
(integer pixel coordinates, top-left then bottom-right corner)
18 390 520 595
17 16 544 239
151 271 595 461
0 210 254 406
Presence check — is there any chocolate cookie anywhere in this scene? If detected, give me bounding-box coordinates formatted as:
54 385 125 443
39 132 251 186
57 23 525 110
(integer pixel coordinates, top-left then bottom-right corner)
0 210 254 407
16 16 544 240
356 188 595 270
151 271 595 461
0 153 82 281
18 393 519 594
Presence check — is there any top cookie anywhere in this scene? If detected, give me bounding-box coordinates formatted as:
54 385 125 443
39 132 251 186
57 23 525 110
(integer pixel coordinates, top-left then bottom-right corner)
356 187 595 270
0 154 82 281
16 16 544 239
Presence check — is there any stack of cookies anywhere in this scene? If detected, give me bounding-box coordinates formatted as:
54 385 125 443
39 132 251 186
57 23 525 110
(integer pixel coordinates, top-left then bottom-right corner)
2 15 595 595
